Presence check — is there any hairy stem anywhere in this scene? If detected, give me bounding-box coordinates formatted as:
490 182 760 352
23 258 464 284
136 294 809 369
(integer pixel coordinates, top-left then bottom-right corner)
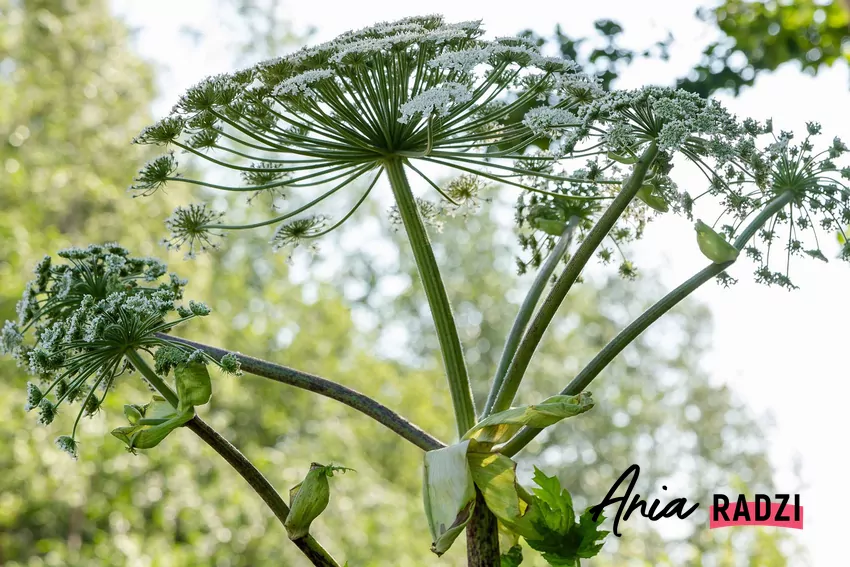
124 350 339 567
483 217 579 416
385 158 476 436
466 489 501 567
158 333 445 451
491 143 659 414
500 190 796 457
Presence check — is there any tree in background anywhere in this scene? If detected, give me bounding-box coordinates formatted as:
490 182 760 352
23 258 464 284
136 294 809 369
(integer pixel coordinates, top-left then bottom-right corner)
0 2 832 566
524 0 849 96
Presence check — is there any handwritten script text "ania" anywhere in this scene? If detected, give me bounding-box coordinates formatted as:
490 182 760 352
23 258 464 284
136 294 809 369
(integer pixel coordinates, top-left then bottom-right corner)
589 464 698 537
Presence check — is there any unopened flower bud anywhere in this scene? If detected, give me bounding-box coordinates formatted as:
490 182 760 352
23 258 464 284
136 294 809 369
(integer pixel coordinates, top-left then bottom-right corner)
285 463 352 540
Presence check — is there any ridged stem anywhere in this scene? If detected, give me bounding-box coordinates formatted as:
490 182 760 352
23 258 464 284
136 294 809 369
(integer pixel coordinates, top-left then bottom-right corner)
384 157 476 437
158 333 445 451
483 217 579 416
500 190 796 457
490 143 659 414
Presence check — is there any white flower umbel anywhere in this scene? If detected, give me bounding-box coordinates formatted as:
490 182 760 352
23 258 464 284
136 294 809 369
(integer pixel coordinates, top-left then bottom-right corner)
131 15 616 252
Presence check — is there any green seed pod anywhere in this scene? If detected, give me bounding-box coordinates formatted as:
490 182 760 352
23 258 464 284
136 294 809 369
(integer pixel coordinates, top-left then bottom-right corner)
607 150 636 165
175 361 211 411
636 184 669 213
695 220 740 263
285 463 332 541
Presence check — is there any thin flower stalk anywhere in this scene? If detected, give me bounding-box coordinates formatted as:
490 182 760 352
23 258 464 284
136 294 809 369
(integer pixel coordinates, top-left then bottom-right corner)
483 216 580 416
489 143 658 415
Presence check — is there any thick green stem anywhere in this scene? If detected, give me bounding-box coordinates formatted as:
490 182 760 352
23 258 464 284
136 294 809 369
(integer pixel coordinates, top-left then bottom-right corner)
158 333 445 451
385 158 476 436
491 143 659 414
125 348 179 408
483 217 579 416
124 350 339 567
500 190 796 457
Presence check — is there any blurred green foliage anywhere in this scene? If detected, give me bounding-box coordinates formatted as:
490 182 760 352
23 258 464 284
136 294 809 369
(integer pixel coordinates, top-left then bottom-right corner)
681 0 850 96
526 0 850 96
0 1 804 565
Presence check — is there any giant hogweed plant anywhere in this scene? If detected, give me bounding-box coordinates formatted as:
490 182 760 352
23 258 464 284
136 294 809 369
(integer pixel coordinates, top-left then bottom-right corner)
3 15 849 567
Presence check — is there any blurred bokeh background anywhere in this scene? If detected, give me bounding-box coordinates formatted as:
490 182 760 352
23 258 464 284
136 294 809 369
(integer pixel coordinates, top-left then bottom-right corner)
1 0 848 565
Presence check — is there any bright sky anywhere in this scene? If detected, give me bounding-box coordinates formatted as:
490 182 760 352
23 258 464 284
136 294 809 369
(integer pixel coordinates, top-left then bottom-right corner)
115 1 850 564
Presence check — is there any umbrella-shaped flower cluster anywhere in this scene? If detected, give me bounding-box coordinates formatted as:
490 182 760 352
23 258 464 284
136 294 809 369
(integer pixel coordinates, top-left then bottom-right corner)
131 15 614 257
0 245 236 458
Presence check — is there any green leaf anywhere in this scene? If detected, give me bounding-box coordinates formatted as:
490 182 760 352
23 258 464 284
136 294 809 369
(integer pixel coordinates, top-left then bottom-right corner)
695 220 739 263
576 508 609 559
128 408 194 449
144 395 177 420
522 468 609 566
422 440 477 556
110 406 193 454
530 466 574 535
501 545 523 567
175 360 212 410
636 183 669 213
463 392 595 446
467 452 539 540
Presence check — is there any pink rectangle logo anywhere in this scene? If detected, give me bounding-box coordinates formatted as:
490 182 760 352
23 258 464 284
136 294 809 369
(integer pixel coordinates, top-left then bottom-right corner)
709 495 803 529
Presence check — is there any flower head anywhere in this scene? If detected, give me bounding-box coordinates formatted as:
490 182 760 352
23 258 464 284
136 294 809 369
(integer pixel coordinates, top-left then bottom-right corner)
704 127 850 289
131 153 179 196
0 246 233 458
271 215 330 262
132 15 609 256
163 204 225 258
